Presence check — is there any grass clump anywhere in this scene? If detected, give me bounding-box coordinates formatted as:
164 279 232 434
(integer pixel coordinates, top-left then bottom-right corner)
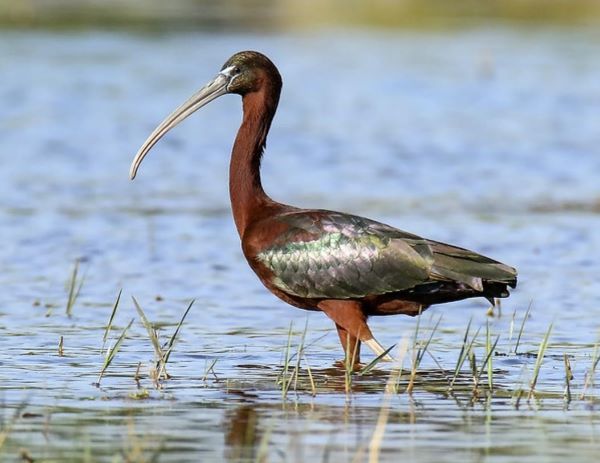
407 314 441 394
449 319 481 391
278 319 316 398
132 297 194 386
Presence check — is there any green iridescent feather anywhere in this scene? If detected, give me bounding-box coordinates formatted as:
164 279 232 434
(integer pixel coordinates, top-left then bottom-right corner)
256 211 516 300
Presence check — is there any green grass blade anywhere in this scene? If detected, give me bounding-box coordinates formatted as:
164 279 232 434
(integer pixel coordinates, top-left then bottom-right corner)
292 318 309 393
74 266 88 304
528 322 553 400
97 318 134 385
415 315 442 365
514 302 532 354
477 335 500 386
485 320 496 389
344 331 359 395
281 321 293 399
102 289 122 349
132 296 162 360
162 299 194 365
406 307 425 394
303 353 316 396
450 322 481 389
359 344 397 376
508 309 517 344
65 260 80 317
581 339 599 399
452 318 472 381
202 358 218 382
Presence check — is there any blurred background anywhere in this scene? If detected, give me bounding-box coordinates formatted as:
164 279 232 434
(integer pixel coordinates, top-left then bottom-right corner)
1 0 600 28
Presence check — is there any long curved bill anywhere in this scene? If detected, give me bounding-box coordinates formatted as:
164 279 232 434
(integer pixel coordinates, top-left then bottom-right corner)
129 72 230 180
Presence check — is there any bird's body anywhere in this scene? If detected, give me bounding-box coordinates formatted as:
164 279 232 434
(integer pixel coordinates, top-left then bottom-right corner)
130 51 517 364
246 209 515 312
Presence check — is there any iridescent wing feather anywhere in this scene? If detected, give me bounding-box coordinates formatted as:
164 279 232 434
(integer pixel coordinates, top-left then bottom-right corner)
256 211 516 300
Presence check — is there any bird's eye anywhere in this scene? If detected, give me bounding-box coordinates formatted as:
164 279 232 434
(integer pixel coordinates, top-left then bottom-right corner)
233 66 241 75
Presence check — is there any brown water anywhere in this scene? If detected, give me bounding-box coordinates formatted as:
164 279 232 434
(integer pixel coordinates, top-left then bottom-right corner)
1 27 600 462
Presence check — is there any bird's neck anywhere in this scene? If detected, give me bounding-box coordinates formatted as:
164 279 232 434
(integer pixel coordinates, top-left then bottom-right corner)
229 86 280 237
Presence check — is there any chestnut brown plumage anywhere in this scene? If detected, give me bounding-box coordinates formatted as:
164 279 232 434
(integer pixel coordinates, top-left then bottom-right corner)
130 51 517 365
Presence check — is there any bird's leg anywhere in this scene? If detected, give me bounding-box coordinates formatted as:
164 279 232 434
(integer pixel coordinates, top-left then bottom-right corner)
318 300 393 362
335 323 361 368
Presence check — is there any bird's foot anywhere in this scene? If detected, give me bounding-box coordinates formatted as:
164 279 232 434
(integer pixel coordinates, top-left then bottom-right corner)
333 359 364 372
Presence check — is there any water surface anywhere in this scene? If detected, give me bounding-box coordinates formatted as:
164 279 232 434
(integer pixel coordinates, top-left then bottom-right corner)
1 27 600 462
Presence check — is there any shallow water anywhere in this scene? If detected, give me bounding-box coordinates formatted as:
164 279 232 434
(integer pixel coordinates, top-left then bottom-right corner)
1 27 600 462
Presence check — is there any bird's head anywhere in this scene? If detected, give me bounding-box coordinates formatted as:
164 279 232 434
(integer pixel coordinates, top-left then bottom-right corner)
220 51 281 95
129 51 281 180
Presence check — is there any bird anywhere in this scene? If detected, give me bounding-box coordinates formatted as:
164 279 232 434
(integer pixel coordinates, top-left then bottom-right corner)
129 51 517 366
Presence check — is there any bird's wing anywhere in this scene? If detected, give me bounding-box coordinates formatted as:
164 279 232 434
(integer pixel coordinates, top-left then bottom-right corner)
255 210 516 300
255 211 434 299
426 241 517 292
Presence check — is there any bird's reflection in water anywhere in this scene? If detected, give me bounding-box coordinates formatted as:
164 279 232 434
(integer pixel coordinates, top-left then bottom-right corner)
225 404 261 462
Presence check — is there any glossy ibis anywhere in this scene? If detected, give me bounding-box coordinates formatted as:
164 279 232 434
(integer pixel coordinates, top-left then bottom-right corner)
130 51 517 365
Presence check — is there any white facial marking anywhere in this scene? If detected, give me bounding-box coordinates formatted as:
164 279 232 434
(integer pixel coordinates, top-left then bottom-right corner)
220 65 240 90
219 65 236 77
